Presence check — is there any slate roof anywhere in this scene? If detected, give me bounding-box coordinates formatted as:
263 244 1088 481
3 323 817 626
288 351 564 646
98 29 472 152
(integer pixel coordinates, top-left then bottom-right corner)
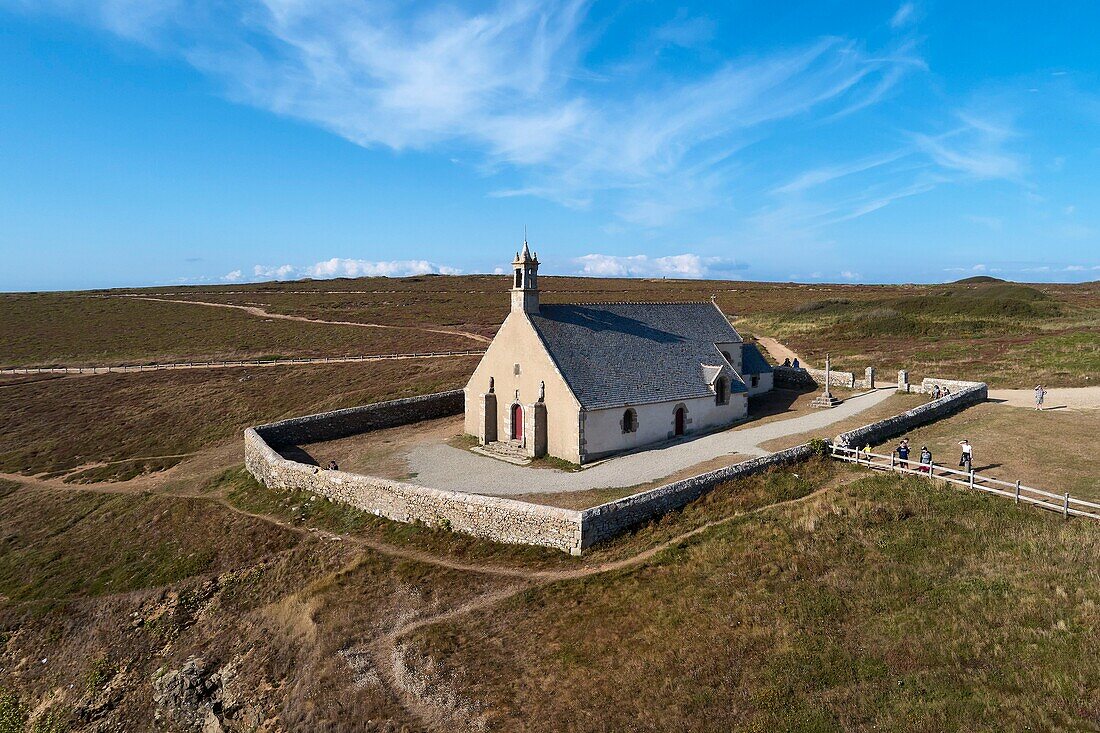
527 302 747 410
740 343 774 374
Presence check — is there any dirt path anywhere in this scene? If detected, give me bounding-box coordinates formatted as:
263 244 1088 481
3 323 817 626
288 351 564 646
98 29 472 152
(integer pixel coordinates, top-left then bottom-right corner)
755 336 804 367
987 386 1100 410
127 296 491 344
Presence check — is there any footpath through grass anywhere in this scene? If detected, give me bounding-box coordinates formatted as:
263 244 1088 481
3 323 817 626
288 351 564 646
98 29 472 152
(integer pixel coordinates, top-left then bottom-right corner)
411 471 1100 732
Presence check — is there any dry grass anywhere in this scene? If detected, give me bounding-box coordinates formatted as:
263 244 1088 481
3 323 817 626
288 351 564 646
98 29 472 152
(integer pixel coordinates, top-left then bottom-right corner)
872 402 1100 502
0 357 478 476
0 292 477 367
410 471 1100 732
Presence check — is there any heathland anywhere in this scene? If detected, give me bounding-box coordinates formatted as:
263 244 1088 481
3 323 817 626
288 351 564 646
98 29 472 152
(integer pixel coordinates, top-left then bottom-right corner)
0 274 1097 731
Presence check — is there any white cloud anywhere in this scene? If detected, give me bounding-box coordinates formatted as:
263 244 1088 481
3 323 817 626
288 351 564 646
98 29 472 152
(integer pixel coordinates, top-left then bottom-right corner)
253 264 296 280
890 2 916 29
221 269 242 282
572 253 743 279
249 258 460 281
839 271 861 280
305 258 461 277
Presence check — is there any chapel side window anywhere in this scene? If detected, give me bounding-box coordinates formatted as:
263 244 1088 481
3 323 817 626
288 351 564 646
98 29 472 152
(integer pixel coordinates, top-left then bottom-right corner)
715 377 728 405
622 409 637 433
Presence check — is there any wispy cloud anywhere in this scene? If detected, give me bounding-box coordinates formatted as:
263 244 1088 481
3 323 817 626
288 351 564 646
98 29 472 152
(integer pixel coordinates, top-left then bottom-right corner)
8 0 923 229
221 269 242 282
890 3 916 29
572 253 745 278
912 112 1025 181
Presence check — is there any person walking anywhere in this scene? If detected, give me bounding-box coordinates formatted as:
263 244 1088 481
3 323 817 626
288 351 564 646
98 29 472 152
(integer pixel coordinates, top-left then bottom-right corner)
1035 384 1046 411
958 439 972 471
919 446 932 473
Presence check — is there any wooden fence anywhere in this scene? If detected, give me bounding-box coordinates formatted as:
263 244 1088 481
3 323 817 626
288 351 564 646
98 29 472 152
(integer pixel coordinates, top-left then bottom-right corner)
831 444 1100 521
0 349 486 376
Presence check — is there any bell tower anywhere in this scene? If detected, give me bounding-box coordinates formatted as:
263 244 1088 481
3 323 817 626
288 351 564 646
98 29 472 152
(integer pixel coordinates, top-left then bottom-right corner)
510 239 540 314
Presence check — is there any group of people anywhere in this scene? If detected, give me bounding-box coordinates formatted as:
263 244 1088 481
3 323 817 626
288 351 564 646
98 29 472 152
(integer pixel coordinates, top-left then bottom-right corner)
929 384 953 400
890 437 973 473
781 357 800 368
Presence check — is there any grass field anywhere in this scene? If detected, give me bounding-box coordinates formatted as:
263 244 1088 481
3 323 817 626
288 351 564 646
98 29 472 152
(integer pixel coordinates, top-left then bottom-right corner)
0 357 478 476
409 471 1100 732
1 274 1098 731
0 293 477 367
871 402 1100 503
4 276 1097 386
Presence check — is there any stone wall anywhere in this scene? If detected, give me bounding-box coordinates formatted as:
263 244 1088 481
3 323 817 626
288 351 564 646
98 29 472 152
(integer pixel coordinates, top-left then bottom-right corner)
579 443 816 548
245 427 584 554
833 381 987 449
256 390 464 447
773 365 856 389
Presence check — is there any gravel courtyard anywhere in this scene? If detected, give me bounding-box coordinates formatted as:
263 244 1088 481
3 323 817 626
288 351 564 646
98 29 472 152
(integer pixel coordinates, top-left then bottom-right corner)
404 388 896 495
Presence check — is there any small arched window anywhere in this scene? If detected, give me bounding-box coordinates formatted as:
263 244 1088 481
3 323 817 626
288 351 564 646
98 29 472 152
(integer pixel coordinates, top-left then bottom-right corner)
622 408 637 434
715 377 728 405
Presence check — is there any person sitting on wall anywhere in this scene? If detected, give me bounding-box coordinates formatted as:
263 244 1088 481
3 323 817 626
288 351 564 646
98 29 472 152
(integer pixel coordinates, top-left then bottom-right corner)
943 386 951 396
782 357 791 367
327 460 339 471
930 384 941 400
791 358 800 369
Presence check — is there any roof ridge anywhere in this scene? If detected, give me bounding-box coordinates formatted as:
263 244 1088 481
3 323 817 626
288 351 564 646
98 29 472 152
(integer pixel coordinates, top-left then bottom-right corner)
547 300 715 306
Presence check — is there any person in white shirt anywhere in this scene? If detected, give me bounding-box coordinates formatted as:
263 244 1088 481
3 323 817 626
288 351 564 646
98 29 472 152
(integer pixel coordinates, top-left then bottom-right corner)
958 439 972 471
1035 384 1046 411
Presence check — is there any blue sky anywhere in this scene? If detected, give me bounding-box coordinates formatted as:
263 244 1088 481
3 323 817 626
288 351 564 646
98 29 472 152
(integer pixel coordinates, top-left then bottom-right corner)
1 1 1099 291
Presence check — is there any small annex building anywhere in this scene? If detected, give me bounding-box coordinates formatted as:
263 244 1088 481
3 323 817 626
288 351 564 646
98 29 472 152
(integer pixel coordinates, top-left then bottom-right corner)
463 244 774 465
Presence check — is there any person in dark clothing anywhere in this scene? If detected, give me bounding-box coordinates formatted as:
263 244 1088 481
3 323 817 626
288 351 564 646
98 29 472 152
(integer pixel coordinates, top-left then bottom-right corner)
327 460 339 471
896 439 911 467
791 358 800 368
782 357 791 367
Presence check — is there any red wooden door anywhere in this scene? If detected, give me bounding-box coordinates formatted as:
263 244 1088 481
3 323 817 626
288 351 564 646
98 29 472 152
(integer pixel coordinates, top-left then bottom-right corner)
512 404 524 440
674 407 685 436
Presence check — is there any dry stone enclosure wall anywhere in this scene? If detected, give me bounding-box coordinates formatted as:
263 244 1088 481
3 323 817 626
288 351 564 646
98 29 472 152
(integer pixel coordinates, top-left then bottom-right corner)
245 373 988 554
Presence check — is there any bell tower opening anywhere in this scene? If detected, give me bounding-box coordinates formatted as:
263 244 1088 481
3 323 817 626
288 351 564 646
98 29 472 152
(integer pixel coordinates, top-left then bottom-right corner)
510 238 540 314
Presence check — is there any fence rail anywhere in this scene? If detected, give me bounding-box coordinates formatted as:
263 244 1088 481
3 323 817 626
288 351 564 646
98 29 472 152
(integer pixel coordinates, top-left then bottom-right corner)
831 444 1100 521
0 349 486 376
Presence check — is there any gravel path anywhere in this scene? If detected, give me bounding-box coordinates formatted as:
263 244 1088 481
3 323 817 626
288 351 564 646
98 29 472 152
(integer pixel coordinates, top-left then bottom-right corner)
406 388 895 495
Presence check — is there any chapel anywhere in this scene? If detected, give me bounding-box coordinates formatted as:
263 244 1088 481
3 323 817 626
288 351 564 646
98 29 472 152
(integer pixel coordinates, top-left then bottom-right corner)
463 243 773 464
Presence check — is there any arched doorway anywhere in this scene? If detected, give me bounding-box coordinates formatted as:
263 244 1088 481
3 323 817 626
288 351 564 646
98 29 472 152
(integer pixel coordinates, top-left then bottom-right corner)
511 404 524 441
674 406 686 436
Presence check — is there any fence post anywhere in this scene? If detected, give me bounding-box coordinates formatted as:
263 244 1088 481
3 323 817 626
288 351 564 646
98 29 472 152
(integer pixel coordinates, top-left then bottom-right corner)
969 469 975 490
1015 480 1020 505
891 453 895 468
1064 493 1070 520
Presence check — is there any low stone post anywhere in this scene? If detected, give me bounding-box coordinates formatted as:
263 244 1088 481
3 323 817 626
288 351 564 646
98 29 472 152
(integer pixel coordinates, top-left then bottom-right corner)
865 366 876 389
897 369 909 393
